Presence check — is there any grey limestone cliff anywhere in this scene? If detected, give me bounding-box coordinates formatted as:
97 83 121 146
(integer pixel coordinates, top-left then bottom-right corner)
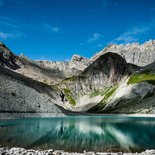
92 40 155 67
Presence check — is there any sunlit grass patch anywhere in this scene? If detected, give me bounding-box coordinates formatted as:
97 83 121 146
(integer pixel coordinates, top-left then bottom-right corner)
64 88 76 106
127 73 155 85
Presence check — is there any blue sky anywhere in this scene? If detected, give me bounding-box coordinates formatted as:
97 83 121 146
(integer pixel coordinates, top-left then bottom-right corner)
0 0 155 60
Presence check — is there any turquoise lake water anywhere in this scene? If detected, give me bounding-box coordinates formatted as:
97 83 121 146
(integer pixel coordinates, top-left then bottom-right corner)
0 115 155 152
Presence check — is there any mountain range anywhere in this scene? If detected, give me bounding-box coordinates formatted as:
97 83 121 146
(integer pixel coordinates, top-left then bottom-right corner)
0 40 155 115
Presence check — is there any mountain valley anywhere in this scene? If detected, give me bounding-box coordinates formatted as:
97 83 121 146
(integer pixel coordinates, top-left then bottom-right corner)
0 40 155 114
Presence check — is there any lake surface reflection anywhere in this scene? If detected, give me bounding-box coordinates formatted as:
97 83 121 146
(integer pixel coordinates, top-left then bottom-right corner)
0 115 155 152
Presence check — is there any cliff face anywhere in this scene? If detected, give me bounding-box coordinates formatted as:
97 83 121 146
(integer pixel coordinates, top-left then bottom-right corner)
54 52 132 111
91 40 155 67
61 52 130 94
0 40 155 114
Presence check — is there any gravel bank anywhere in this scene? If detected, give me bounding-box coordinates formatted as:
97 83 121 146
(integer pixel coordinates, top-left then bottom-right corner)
0 112 91 120
1 113 155 120
0 113 67 120
0 148 155 155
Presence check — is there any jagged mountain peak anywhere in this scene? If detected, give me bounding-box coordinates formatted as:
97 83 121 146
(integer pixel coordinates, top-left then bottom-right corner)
81 52 130 85
59 52 131 97
85 52 127 71
71 54 88 63
0 42 4 46
0 42 20 70
91 39 155 66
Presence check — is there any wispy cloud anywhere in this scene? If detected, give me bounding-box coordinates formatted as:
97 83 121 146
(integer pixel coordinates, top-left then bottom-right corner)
112 18 155 44
0 16 62 41
0 16 24 40
0 31 23 39
0 16 62 34
42 23 60 33
80 32 102 46
0 16 20 28
88 33 102 43
115 27 149 43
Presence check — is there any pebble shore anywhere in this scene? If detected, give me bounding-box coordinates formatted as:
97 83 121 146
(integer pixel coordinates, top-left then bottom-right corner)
1 148 155 155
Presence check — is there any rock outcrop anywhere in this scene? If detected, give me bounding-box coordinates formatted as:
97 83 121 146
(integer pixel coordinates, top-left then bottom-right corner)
71 54 89 64
55 52 132 111
101 81 155 114
89 65 155 114
0 42 20 69
92 40 155 67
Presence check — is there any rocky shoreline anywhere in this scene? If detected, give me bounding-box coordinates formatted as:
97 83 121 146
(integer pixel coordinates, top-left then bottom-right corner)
1 113 155 120
0 113 67 120
0 148 155 155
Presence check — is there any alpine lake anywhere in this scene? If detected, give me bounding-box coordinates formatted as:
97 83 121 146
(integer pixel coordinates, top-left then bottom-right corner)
0 115 155 153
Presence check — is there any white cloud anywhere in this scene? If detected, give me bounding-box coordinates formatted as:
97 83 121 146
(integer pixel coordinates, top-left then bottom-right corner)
51 27 60 33
43 23 60 33
88 33 101 43
112 19 155 44
115 27 149 43
80 33 102 46
0 31 22 39
0 16 24 40
116 36 138 43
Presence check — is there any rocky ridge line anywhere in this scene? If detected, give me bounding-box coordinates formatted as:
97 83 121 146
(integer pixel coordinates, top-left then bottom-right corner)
91 40 155 67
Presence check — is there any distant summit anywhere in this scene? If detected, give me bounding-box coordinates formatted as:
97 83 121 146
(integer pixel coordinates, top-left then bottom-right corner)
92 40 155 66
0 42 20 69
71 54 88 63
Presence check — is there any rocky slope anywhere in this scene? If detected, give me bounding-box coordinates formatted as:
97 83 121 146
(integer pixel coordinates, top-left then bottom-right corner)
54 52 135 112
0 40 155 114
0 66 68 115
0 42 89 85
89 65 155 114
92 40 155 67
17 55 89 85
